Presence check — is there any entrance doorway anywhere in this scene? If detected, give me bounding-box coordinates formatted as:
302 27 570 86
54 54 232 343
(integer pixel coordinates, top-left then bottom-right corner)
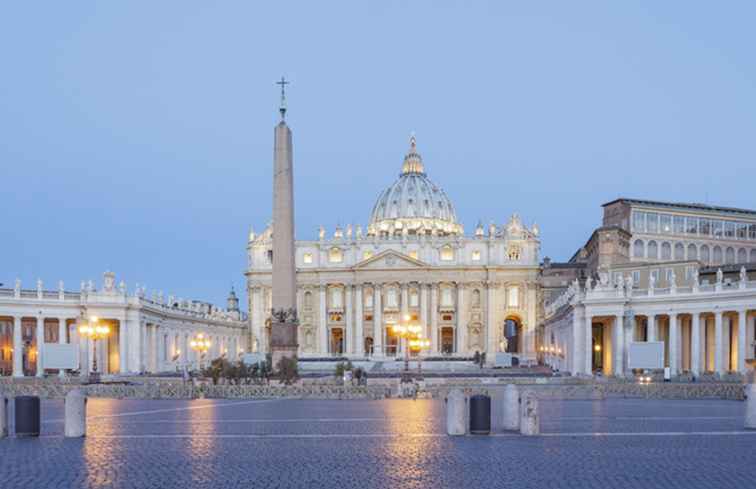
441 327 454 354
330 328 344 354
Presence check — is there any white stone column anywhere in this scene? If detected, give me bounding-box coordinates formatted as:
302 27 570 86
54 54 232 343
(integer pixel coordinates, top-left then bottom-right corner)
737 310 747 373
400 283 409 355
430 284 438 354
140 321 148 372
355 285 364 356
373 284 383 357
420 283 428 351
35 316 44 377
691 313 701 376
12 316 23 377
648 315 657 342
150 325 157 372
714 310 724 375
345 284 353 355
119 319 128 374
456 283 466 355
613 314 624 376
486 282 497 355
669 313 679 375
584 314 593 375
319 285 328 355
58 318 68 378
252 287 263 352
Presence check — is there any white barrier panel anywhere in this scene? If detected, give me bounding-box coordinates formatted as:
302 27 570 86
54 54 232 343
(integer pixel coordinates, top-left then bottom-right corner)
43 344 79 370
628 341 664 370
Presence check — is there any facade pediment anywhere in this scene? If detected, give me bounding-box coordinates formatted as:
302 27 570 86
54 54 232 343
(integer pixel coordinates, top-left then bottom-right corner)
353 250 428 270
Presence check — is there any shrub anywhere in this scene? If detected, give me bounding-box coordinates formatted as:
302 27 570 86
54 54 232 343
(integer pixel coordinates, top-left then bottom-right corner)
334 360 354 379
276 356 299 385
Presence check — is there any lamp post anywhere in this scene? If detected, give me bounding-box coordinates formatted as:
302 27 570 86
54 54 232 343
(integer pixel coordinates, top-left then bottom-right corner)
189 333 212 371
390 315 430 381
78 316 110 384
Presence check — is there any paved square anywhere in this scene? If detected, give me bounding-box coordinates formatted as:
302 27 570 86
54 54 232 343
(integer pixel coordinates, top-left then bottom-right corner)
1 398 754 488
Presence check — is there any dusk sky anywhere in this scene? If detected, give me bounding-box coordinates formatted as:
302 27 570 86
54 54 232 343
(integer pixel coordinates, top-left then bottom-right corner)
2 2 755 308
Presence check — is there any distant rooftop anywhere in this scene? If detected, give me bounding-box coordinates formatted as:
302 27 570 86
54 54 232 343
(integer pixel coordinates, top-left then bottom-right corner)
602 198 756 217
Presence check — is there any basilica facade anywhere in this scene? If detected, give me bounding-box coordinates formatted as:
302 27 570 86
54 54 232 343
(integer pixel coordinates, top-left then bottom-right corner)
246 136 541 363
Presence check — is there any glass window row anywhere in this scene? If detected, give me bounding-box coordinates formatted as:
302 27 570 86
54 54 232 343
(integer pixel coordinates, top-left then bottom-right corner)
632 211 756 240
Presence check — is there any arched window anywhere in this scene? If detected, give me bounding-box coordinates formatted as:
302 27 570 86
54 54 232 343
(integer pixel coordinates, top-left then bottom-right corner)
329 247 343 263
304 291 313 309
330 288 342 308
633 240 644 258
674 243 685 260
508 287 519 308
737 248 747 263
713 246 723 264
647 241 658 260
661 242 672 260
303 253 313 264
725 247 735 264
687 244 697 261
440 245 454 261
365 289 374 308
700 245 710 264
472 289 481 308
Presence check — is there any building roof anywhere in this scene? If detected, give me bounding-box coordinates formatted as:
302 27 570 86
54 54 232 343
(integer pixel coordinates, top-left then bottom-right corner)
602 198 756 217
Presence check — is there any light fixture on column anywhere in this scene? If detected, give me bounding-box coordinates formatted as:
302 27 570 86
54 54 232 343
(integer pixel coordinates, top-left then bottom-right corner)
78 316 110 384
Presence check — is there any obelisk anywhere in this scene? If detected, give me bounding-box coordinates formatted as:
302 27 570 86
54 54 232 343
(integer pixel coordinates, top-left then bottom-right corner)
270 76 298 368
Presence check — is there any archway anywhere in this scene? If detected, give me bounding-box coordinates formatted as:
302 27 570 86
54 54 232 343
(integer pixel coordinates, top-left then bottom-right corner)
502 317 522 353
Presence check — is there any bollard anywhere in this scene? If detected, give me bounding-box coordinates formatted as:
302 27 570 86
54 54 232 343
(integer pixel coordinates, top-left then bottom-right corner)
502 384 520 431
746 384 756 430
15 396 41 437
446 389 466 436
519 390 539 436
0 396 7 438
65 389 87 438
469 394 491 435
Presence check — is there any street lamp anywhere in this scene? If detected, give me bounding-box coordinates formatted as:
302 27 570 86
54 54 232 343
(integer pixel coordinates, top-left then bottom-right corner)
390 315 430 379
78 316 110 384
189 333 211 370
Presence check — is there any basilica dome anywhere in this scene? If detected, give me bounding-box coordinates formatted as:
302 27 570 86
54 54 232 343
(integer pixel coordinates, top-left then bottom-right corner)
368 136 462 237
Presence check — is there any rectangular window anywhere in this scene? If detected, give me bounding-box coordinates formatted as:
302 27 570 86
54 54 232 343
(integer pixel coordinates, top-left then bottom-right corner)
737 222 748 240
713 220 724 238
632 270 640 284
632 211 646 232
750 224 756 240
303 253 313 264
660 214 672 234
686 217 698 235
700 219 711 236
673 216 685 234
725 221 736 239
646 213 659 233
650 269 659 282
685 266 694 281
665 268 673 282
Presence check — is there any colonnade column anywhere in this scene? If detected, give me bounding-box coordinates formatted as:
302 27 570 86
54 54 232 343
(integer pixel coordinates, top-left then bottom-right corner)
714 311 724 375
345 285 353 355
400 284 409 355
318 285 328 355
13 317 23 377
58 317 68 378
119 319 128 374
419 283 428 353
430 284 438 354
373 284 383 357
584 314 593 375
456 283 466 355
691 313 701 376
35 316 44 377
648 315 657 342
669 313 679 376
737 309 747 373
485 282 497 355
354 285 364 356
613 314 623 376
150 325 157 372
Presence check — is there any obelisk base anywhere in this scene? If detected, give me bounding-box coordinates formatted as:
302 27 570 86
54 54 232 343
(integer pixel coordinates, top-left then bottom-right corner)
270 322 298 369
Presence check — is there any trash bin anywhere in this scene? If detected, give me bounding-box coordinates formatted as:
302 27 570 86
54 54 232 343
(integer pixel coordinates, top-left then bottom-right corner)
469 394 491 435
15 396 41 437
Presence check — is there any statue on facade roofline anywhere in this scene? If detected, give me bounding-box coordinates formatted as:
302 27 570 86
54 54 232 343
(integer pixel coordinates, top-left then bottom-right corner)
740 266 747 283
346 224 352 239
37 278 43 291
58 280 64 292
15 278 21 294
716 268 723 284
356 224 363 240
648 272 656 290
319 225 325 240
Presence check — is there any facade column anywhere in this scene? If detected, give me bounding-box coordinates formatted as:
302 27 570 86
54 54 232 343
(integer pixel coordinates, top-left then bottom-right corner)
354 285 364 356
58 317 68 378
570 311 583 375
584 314 593 375
150 324 157 372
737 309 747 373
691 313 701 376
714 311 724 375
319 285 328 355
251 287 262 352
400 283 409 355
419 283 428 353
456 283 466 355
345 284 353 355
373 284 383 357
648 315 657 342
119 319 128 374
669 313 679 376
430 284 438 354
35 316 44 377
13 316 23 377
486 282 497 355
613 314 624 376
140 320 148 372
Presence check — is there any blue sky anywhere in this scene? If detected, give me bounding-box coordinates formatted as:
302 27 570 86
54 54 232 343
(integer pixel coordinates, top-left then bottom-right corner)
2 2 755 308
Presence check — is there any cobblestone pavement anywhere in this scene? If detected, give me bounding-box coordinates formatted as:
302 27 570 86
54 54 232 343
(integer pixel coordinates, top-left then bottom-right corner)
1 398 754 488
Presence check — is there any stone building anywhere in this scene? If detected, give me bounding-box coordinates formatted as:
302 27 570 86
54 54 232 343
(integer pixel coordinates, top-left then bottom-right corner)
247 136 541 363
0 272 247 377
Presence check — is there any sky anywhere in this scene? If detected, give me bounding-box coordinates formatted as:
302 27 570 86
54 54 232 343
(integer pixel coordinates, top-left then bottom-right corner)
2 2 755 309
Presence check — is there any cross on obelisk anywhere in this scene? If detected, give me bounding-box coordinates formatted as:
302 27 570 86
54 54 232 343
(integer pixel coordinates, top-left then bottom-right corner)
269 76 298 369
276 76 289 120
